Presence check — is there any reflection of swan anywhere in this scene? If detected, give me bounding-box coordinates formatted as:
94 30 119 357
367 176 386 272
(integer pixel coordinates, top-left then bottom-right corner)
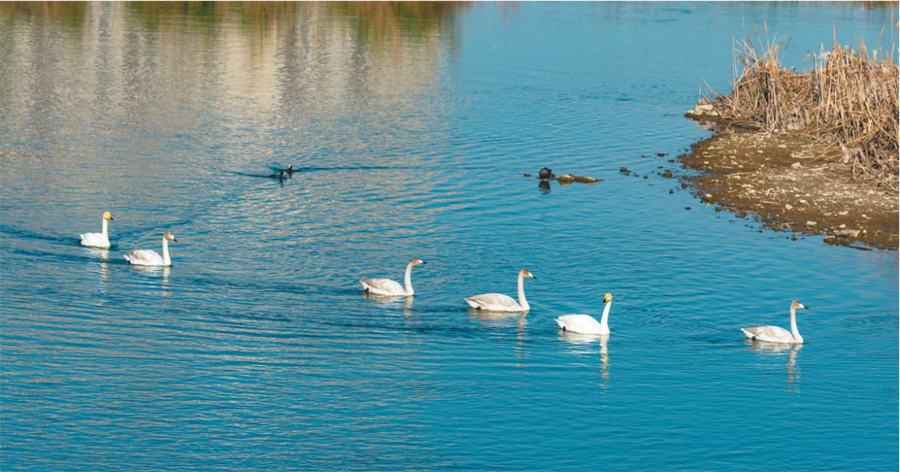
556 293 613 335
465 268 536 312
80 212 114 248
560 332 611 380
361 258 426 296
747 341 802 387
125 232 177 267
741 301 809 343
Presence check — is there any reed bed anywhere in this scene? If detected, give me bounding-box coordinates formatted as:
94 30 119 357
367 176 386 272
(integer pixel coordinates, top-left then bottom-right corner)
703 23 899 192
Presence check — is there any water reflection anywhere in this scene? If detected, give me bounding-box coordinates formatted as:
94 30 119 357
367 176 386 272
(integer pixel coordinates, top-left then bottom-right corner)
361 291 414 311
746 341 803 391
538 180 551 195
560 332 611 382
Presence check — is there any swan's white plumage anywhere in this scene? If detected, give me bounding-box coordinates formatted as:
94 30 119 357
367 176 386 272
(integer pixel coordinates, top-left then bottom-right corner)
80 212 114 248
361 278 406 296
465 268 535 312
124 249 166 266
361 258 426 296
741 326 795 343
556 314 606 334
741 300 809 344
556 293 612 335
465 293 521 311
125 231 176 267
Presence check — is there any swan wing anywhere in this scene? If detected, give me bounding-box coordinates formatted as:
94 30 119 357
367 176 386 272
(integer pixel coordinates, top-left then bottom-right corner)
741 326 796 343
80 232 110 248
124 249 165 266
465 293 521 312
556 314 604 334
361 278 406 296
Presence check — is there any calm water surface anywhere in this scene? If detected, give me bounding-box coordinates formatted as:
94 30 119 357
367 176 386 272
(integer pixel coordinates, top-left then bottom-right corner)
1 2 897 471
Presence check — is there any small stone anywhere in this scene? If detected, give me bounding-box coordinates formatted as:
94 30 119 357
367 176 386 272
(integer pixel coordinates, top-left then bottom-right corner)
838 229 860 237
619 167 630 173
704 161 709 164
524 173 532 177
643 175 648 180
806 221 817 226
685 207 691 211
657 153 665 157
661 170 673 178
824 212 832 216
791 162 802 168
669 189 674 194
791 235 797 241
705 194 712 198
839 224 846 229
839 211 848 216
799 200 808 204
785 204 793 210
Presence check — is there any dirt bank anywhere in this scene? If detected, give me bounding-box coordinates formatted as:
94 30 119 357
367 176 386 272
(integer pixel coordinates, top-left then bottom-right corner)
675 126 898 250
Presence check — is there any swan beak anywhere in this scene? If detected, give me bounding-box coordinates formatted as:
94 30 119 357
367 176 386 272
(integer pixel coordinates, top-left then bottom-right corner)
172 238 178 243
109 216 114 220
421 261 427 264
803 305 810 309
531 274 537 279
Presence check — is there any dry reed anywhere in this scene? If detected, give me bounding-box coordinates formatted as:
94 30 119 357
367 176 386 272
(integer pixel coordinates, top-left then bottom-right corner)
702 22 899 192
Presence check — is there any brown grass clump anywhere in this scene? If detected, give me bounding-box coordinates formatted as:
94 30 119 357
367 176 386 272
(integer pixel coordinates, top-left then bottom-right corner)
701 22 899 193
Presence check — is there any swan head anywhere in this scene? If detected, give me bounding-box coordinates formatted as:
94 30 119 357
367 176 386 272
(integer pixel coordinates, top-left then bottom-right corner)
103 211 114 221
164 231 178 243
519 268 536 280
603 293 612 303
790 300 809 310
410 257 427 266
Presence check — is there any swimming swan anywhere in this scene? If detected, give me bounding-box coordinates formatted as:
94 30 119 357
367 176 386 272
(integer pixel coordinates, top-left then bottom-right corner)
361 258 427 296
556 293 613 335
741 300 810 344
124 231 178 267
80 212 114 248
465 268 536 312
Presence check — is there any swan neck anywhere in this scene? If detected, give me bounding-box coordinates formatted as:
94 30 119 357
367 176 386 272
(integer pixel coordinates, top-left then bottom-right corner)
517 273 529 310
404 262 414 295
789 307 802 341
162 237 171 266
101 217 108 236
600 301 611 328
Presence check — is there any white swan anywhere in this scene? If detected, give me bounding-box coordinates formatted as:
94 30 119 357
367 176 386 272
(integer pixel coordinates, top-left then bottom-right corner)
361 258 427 296
465 268 536 312
80 211 114 248
741 300 809 344
556 293 613 335
124 231 177 267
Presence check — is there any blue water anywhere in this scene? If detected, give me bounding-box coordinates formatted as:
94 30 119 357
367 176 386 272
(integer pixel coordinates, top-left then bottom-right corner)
1 2 897 470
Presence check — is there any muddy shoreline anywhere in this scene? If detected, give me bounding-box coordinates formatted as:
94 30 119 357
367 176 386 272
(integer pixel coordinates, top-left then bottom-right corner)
674 119 898 250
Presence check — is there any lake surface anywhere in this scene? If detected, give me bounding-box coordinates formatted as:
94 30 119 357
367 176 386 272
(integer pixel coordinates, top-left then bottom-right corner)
1 2 897 471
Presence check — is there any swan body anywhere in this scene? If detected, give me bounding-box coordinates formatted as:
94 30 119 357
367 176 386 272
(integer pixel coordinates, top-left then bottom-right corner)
361 258 426 296
741 301 809 344
125 231 177 267
80 212 114 248
465 268 536 312
557 293 613 335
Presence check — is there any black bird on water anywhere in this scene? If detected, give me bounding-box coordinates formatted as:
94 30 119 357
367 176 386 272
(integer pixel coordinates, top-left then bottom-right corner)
538 167 553 179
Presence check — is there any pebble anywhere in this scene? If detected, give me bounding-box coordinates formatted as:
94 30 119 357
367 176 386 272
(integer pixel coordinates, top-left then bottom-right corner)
785 204 793 210
807 221 817 226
